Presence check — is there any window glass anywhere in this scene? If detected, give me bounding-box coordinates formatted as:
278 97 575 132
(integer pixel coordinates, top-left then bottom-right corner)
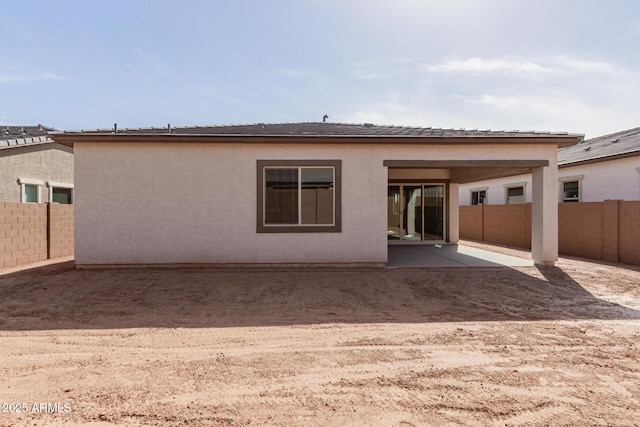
506 186 525 204
264 169 298 224
24 184 37 203
471 190 486 205
301 168 334 225
52 187 73 204
563 181 579 202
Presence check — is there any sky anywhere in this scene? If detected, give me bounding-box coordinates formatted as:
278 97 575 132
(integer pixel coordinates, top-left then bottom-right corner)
1 0 639 139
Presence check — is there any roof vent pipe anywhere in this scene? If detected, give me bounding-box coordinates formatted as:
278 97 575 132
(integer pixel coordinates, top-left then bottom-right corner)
114 123 118 133
323 114 328 123
168 123 171 133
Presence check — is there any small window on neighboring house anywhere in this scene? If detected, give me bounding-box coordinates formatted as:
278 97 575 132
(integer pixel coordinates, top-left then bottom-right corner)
471 190 487 205
52 188 73 204
559 175 583 203
18 178 43 203
257 160 342 233
562 181 580 202
48 182 74 204
24 185 38 203
506 186 525 204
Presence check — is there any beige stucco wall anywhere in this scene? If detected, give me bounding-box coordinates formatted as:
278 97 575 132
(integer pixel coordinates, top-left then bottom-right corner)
0 144 74 202
74 142 557 265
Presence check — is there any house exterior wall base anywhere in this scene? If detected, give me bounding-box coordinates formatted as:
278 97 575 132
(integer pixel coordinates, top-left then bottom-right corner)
74 262 387 270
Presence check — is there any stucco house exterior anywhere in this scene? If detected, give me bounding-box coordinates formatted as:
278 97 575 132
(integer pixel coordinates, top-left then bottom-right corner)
1 125 74 204
52 122 583 267
459 127 640 206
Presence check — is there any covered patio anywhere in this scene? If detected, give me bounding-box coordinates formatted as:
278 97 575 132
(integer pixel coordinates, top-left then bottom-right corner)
385 159 572 266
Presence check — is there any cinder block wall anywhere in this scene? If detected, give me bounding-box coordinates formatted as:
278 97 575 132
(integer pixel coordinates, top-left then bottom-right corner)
0 202 74 269
619 201 640 265
0 202 47 267
48 203 74 259
460 201 640 265
483 204 532 249
459 205 483 241
558 202 604 260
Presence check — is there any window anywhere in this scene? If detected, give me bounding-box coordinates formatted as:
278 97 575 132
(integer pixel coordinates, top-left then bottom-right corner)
470 188 487 205
18 178 43 203
559 175 583 203
505 186 525 204
24 185 38 203
562 181 579 202
47 182 74 204
52 188 73 204
257 160 341 233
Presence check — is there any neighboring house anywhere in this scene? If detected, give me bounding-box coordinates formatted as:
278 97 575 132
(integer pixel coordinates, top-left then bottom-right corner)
52 122 582 267
0 125 74 204
459 127 640 206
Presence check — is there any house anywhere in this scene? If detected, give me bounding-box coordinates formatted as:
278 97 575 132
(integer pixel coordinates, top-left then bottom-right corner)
51 122 583 267
459 127 640 206
1 125 74 204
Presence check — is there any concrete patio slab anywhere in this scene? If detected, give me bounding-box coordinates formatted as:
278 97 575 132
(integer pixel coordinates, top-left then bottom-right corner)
387 244 534 268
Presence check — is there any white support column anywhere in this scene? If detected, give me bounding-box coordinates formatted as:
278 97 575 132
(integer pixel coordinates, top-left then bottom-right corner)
531 164 558 266
448 183 459 243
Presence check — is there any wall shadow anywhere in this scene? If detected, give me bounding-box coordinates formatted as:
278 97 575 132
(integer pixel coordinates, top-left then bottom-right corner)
1 261 639 331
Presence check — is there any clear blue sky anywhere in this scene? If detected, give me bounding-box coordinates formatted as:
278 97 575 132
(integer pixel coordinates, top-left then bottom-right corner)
2 0 639 138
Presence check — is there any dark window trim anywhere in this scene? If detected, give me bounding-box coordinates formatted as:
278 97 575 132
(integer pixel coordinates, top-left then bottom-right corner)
257 160 342 233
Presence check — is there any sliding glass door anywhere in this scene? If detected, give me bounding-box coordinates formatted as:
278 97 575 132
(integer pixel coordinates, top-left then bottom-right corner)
402 186 422 241
387 186 401 240
423 185 444 241
387 183 445 242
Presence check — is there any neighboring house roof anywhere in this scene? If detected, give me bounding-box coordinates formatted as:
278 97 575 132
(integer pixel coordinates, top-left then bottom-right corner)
54 122 584 147
558 126 640 166
1 124 56 140
0 124 58 151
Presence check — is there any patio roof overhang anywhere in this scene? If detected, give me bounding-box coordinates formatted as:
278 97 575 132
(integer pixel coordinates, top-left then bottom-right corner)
383 159 550 184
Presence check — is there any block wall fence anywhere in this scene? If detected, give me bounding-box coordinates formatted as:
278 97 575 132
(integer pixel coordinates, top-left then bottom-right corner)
0 202 73 269
460 201 640 265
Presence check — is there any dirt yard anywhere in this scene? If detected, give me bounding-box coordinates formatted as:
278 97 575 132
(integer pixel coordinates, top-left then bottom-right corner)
1 244 639 426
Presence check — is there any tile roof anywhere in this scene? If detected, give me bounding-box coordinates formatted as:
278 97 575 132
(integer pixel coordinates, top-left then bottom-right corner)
61 121 580 139
558 126 640 165
0 124 56 140
0 125 57 150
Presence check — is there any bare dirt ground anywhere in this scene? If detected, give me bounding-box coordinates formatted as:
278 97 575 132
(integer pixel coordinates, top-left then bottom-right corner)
1 244 639 426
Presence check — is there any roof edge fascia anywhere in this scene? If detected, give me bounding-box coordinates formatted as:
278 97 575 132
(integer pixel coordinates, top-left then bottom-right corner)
51 133 584 148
